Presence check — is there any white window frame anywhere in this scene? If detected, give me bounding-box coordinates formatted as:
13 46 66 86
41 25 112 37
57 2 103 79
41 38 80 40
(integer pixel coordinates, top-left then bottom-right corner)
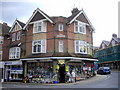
9 47 21 59
32 40 46 54
59 40 64 52
17 32 20 40
33 21 47 33
0 36 3 44
75 40 87 54
58 24 63 31
12 33 16 41
112 40 115 46
0 51 2 60
74 21 86 34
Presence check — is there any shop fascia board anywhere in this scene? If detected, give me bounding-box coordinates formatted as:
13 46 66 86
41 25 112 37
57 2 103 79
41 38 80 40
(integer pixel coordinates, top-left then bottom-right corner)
20 57 98 62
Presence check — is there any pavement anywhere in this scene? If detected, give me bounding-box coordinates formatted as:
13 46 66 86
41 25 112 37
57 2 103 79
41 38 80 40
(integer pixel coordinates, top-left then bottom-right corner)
1 74 108 86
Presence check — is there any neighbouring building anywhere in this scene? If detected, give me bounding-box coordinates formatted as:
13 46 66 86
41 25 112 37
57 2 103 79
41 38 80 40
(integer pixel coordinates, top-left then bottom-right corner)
2 8 98 83
0 22 10 82
94 34 120 70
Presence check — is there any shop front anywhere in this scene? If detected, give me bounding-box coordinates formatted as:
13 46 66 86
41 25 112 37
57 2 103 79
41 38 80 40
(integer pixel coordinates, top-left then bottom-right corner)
4 60 23 82
21 57 98 83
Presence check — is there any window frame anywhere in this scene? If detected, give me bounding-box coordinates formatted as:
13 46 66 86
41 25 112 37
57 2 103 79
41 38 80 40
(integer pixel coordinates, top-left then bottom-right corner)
58 24 64 31
75 40 87 54
16 32 21 40
12 33 16 41
0 51 2 60
0 36 3 44
32 40 46 54
33 21 47 33
9 47 21 59
59 40 64 52
74 21 86 34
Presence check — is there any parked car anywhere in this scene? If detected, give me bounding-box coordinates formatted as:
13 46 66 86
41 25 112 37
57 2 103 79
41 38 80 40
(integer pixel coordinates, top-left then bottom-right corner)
97 67 111 75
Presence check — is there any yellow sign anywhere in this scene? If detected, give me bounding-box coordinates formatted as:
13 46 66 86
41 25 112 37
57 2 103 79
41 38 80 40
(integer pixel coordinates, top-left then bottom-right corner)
66 66 69 71
58 60 65 64
56 65 59 69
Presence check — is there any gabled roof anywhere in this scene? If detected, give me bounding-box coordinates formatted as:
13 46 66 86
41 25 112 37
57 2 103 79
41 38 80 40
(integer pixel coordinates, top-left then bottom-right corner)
23 8 55 30
103 40 110 46
67 9 95 31
9 19 25 32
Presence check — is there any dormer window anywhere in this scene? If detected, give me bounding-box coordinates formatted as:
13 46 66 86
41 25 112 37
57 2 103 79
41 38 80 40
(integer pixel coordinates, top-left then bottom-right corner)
33 21 46 33
74 21 86 34
58 24 63 31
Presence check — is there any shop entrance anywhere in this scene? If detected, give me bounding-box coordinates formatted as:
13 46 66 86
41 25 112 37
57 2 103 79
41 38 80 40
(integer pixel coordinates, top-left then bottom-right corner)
59 64 65 83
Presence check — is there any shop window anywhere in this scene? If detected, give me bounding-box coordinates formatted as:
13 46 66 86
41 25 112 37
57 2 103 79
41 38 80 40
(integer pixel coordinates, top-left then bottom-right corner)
0 36 3 44
33 21 47 33
9 47 20 59
75 40 87 54
32 40 46 53
74 21 86 34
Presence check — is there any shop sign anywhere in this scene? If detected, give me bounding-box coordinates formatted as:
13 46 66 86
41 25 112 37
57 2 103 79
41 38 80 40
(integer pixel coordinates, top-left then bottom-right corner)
4 61 22 65
58 60 65 64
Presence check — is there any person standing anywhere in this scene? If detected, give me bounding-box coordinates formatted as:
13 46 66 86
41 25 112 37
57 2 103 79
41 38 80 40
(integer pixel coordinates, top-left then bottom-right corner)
71 70 76 82
66 71 71 83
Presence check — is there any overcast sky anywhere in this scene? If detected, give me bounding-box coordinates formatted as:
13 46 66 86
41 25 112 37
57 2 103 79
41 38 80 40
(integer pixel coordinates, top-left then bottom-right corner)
0 0 119 46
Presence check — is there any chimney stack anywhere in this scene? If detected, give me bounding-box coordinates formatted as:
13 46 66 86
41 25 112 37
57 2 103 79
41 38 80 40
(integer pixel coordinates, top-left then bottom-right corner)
71 7 79 15
3 22 7 26
112 33 117 38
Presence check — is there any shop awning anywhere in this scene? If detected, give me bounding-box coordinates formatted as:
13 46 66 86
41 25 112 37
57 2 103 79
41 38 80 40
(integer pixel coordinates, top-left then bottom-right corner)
20 57 98 62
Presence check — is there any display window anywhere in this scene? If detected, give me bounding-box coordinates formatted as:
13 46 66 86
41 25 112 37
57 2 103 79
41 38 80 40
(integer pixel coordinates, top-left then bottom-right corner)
27 62 53 83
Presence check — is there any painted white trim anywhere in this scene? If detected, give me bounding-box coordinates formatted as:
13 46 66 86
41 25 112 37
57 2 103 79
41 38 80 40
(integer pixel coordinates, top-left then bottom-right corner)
29 19 47 24
20 57 98 61
9 20 22 32
23 8 54 30
68 10 95 31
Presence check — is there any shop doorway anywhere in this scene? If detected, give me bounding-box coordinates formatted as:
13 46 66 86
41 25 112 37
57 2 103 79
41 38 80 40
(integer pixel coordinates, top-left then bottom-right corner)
59 64 65 83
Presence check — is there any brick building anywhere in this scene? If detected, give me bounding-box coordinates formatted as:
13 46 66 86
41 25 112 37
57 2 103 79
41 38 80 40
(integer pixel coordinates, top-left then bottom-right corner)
0 23 10 82
94 34 120 70
2 8 98 83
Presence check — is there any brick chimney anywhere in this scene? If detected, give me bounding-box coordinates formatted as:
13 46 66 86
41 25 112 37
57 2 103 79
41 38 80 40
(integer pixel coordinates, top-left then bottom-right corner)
112 33 117 38
3 22 7 26
71 7 79 15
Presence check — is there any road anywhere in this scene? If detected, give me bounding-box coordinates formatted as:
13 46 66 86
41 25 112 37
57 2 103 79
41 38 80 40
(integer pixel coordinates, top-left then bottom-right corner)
1 71 119 89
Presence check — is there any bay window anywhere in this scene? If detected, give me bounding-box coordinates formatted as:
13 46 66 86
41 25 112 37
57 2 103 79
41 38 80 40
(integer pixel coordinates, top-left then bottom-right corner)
75 40 87 54
32 40 46 53
9 47 20 59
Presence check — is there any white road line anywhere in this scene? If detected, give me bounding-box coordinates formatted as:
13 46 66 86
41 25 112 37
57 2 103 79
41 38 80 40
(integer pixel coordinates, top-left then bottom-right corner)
104 75 111 80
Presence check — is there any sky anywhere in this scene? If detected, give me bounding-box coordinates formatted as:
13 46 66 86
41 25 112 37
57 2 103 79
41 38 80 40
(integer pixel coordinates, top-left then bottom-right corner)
0 0 119 46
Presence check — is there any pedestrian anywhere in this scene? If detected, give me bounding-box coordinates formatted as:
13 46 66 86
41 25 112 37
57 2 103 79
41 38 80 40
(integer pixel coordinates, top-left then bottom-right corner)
66 71 71 83
71 70 76 82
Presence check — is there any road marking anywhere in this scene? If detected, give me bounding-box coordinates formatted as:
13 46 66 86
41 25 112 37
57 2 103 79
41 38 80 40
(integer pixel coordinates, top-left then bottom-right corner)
104 75 111 80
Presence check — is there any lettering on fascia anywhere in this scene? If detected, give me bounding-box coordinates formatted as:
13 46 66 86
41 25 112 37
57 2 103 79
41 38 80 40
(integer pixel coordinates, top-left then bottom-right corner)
57 34 65 38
